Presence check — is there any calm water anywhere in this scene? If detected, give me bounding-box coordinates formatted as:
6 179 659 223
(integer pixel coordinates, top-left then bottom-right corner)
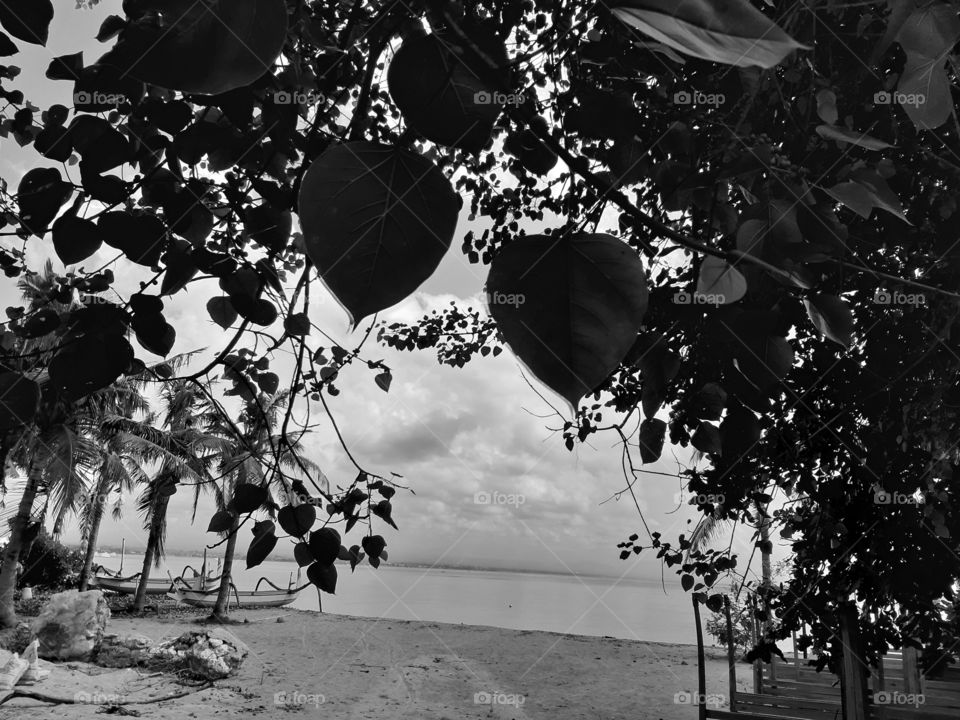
95 552 697 644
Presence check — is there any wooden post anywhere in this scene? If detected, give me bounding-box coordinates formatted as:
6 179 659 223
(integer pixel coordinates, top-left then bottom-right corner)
693 596 708 720
902 647 921 695
839 605 868 720
724 596 737 712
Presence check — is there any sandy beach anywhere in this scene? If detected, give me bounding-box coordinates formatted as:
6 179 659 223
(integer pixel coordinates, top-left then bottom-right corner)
2 609 748 719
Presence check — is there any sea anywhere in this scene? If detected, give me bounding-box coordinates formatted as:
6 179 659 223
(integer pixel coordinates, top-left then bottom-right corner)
95 552 700 645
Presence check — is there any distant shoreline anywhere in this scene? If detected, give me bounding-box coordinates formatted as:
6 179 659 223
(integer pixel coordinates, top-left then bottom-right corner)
87 546 662 583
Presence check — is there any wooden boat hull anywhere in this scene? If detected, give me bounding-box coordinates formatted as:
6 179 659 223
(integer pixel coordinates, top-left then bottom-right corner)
168 587 298 608
94 574 218 595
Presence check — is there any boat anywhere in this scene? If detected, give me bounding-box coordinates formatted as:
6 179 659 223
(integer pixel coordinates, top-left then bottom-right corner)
166 576 300 609
92 564 220 595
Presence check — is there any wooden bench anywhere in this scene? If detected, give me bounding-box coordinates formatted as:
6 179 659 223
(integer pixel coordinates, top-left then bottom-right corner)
692 597 960 720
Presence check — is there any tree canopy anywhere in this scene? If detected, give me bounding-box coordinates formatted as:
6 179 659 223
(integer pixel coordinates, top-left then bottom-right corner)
0 0 958 668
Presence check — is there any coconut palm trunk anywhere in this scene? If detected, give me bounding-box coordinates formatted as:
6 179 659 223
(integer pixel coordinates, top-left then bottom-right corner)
0 459 40 628
209 516 239 621
78 495 105 592
132 493 170 612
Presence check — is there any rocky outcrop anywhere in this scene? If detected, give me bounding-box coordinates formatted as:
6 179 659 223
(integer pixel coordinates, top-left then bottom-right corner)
96 633 154 668
147 629 248 680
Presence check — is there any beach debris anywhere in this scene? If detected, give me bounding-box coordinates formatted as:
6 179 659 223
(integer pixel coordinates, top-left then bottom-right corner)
147 629 248 680
96 633 155 668
20 638 50 682
32 589 110 660
0 651 28 695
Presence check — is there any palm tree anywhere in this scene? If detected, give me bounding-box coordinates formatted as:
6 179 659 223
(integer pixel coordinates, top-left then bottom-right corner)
128 380 223 612
205 391 318 622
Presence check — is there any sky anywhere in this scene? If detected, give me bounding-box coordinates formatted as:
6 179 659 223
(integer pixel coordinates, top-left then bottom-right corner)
0 1 773 582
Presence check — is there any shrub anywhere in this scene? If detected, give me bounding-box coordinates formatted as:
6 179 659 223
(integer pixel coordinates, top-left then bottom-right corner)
15 532 84 592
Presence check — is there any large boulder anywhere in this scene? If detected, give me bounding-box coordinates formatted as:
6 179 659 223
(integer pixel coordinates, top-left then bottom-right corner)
32 589 110 660
148 629 247 680
96 633 154 668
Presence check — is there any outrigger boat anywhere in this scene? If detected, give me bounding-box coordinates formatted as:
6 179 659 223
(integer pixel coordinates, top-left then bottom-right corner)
92 546 221 595
166 571 301 609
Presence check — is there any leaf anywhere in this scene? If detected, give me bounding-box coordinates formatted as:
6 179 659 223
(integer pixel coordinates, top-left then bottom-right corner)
681 574 694 591
804 294 854 349
815 125 894 150
705 594 725 612
611 0 807 68
347 545 364 572
246 528 277 569
486 233 649 409
0 0 53 45
244 205 291 253
160 239 198 296
695 383 727 421
825 170 909 224
293 543 314 567
691 421 722 454
696 256 747 304
98 0 288 95
49 333 134 402
893 2 960 130
638 418 667 463
284 313 310 337
17 167 72 237
256 371 280 395
388 31 509 152
206 296 238 329
815 89 838 125
98 211 167 266
52 214 102 266
0 371 40 431
132 312 176 357
371 500 398 530
375 371 392 393
278 504 316 537
207 509 236 533
361 534 386 560
230 483 267 514
299 142 460 327
309 527 341 566
720 405 761 459
0 29 17 56
307 561 337 594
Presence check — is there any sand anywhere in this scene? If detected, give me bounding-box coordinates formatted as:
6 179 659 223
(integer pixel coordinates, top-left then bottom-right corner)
2 609 751 719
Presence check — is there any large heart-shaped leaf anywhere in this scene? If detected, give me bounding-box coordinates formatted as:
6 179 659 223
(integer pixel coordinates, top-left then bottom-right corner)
53 214 102 266
17 168 72 237
278 503 316 537
299 142 460 327
486 233 648 409
309 527 341 566
99 0 287 95
611 0 808 68
696 256 747 304
307 561 337 594
804 294 854 349
0 0 53 45
247 525 277 569
388 32 508 152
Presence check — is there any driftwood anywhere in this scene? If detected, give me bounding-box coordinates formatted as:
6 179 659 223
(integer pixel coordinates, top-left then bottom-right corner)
0 679 212 706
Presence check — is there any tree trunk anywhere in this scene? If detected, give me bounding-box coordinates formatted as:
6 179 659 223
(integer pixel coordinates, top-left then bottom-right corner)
0 461 40 629
78 497 105 592
209 515 239 621
132 494 169 612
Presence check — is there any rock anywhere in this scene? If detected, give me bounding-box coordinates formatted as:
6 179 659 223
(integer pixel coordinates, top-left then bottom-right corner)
32 589 110 661
148 629 247 680
96 633 155 668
